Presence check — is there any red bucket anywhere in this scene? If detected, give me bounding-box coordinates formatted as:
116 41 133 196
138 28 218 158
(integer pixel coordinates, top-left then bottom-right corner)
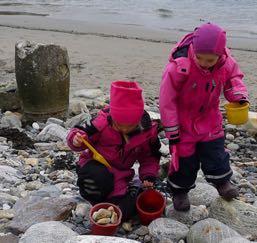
136 189 166 225
89 203 122 236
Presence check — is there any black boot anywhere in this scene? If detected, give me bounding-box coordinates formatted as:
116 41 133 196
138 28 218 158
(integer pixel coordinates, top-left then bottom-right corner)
173 192 190 211
216 181 239 201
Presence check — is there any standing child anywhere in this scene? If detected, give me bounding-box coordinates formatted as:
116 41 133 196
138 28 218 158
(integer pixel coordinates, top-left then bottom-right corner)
67 81 161 220
159 23 248 211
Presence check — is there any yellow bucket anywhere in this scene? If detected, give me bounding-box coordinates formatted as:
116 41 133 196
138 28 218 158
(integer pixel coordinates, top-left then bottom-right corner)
224 102 249 125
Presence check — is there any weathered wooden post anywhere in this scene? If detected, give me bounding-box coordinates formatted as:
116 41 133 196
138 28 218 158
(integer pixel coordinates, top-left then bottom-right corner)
15 40 70 121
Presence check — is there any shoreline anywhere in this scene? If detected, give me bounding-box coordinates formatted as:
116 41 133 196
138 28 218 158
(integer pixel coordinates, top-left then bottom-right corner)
0 15 256 52
0 18 256 107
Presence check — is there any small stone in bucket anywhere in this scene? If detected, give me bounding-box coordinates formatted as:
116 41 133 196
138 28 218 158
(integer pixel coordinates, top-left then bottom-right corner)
108 206 114 212
110 212 118 224
97 218 111 224
93 206 118 225
93 208 112 221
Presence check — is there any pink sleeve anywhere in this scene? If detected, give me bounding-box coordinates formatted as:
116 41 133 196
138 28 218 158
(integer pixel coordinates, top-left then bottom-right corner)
138 154 160 181
159 63 182 143
224 57 249 103
66 128 87 152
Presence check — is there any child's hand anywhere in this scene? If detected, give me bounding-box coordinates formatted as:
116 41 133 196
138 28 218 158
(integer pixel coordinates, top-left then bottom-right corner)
143 180 154 188
73 132 87 147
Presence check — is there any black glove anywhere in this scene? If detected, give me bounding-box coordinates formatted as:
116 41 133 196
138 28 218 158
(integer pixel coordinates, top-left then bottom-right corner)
239 99 249 105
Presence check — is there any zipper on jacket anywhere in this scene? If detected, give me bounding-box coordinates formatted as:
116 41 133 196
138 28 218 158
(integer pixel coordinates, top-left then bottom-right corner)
211 79 216 92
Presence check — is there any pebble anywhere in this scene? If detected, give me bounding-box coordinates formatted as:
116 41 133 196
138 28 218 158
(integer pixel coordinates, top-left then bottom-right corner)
226 133 235 141
227 143 240 151
122 222 133 232
32 122 40 130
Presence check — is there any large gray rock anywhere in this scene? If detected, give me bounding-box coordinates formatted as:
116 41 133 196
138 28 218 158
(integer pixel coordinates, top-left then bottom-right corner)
166 205 209 226
0 165 23 184
148 218 189 242
189 183 219 207
19 221 78 243
187 218 241 243
220 237 251 243
36 124 68 142
209 197 257 239
8 188 76 234
65 236 139 243
15 40 70 121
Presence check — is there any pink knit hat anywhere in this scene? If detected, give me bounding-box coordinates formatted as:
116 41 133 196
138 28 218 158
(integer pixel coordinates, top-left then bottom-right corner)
110 81 144 125
193 23 226 56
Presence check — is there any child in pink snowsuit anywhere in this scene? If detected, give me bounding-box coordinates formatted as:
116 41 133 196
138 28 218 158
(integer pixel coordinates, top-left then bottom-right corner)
67 81 161 220
159 23 248 211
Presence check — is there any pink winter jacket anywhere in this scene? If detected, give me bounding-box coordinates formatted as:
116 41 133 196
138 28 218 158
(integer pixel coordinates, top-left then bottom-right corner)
160 44 248 144
67 108 161 198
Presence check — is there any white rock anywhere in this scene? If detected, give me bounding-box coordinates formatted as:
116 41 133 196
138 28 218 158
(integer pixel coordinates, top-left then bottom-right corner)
226 134 235 141
19 221 78 243
65 236 139 243
32 122 40 130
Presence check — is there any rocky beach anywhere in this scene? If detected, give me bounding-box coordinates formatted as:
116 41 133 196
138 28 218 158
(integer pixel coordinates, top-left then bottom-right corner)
0 1 257 242
0 88 256 242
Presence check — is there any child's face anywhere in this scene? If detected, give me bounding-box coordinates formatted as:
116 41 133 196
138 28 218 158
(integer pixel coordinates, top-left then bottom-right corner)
195 53 219 69
113 121 138 135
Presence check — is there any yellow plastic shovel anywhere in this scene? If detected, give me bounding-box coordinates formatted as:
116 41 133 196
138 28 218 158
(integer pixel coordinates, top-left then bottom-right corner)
80 137 111 169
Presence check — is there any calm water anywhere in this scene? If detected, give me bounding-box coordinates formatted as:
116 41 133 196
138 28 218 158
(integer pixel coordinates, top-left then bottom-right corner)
1 0 257 38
